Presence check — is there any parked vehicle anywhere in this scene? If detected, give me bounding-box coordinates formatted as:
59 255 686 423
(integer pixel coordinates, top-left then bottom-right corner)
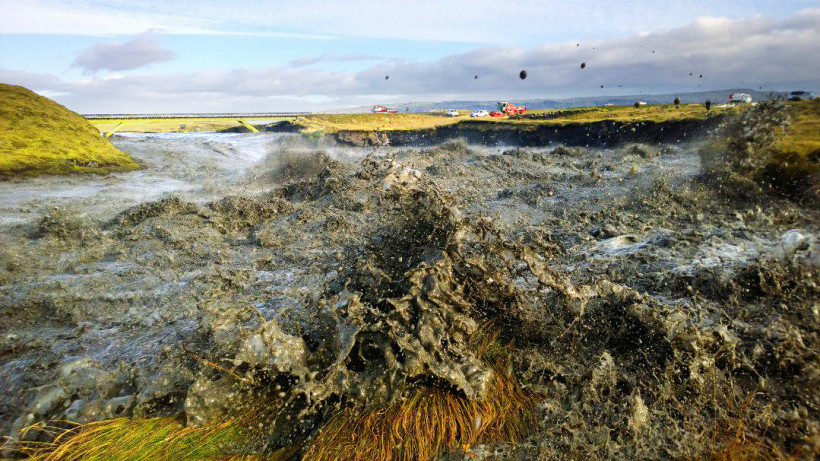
372 105 398 113
470 110 489 117
489 111 505 117
728 93 752 104
497 101 527 116
446 109 460 117
787 91 815 101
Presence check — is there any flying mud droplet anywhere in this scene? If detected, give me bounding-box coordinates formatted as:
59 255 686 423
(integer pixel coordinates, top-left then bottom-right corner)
474 75 479 80
600 85 604 88
385 75 389 80
580 62 586 69
699 74 703 79
576 43 580 47
519 70 528 80
689 73 693 76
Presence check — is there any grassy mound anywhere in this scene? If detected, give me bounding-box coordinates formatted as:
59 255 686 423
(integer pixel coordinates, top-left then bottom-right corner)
0 84 138 178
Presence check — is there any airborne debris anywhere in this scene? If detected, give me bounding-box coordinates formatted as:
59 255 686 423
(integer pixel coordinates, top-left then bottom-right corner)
519 70 528 79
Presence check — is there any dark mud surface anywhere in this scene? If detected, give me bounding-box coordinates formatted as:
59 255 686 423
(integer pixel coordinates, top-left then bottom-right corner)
1 132 818 458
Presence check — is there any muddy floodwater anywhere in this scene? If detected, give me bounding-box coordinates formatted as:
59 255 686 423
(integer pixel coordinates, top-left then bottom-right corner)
1 132 817 458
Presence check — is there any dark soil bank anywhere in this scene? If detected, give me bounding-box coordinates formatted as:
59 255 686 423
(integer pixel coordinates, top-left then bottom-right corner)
269 116 727 148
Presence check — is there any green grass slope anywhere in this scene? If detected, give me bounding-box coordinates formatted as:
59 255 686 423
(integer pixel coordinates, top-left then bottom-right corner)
0 84 138 178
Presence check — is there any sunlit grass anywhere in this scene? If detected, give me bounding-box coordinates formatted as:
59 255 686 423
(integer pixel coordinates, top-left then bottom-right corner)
89 117 296 134
772 99 820 159
526 103 735 124
0 84 139 178
295 112 464 133
760 100 819 199
293 104 736 133
86 103 740 135
9 416 255 460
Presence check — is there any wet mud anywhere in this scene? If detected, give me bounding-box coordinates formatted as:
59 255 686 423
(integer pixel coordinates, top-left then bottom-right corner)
1 130 818 458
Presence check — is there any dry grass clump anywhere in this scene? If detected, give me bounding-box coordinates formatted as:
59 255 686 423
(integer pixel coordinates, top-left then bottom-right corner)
7 416 256 460
0 83 139 178
304 369 537 461
304 326 538 461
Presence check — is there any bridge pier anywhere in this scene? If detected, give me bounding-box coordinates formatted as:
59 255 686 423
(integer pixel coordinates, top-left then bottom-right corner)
237 120 259 133
105 122 125 137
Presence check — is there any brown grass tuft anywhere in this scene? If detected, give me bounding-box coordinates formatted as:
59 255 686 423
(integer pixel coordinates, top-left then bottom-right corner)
304 324 538 461
304 370 537 461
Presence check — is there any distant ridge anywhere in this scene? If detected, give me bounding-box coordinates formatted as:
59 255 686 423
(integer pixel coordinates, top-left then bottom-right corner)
335 89 788 114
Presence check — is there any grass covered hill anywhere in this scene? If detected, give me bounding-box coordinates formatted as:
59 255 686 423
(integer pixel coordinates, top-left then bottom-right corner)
0 84 138 178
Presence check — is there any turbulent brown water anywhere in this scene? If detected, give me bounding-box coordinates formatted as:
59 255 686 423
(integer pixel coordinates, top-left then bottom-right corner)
1 131 817 458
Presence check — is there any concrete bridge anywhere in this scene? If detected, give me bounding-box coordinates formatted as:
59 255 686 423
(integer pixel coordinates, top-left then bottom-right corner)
84 112 309 120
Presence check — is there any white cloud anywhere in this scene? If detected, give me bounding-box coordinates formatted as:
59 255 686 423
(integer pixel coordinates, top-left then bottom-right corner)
2 9 818 112
289 53 383 68
72 31 173 73
1 0 814 43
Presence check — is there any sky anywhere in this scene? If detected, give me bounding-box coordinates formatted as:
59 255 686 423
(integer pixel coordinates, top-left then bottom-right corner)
0 0 818 113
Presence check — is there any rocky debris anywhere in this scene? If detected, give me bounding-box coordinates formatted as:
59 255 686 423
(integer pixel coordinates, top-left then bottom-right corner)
550 145 589 158
624 143 658 158
182 158 582 439
34 208 98 241
1 134 817 458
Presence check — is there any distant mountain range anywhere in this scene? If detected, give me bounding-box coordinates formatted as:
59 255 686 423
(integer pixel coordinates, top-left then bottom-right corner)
334 89 788 113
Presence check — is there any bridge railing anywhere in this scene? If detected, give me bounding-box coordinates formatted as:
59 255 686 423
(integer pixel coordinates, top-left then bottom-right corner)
83 113 309 120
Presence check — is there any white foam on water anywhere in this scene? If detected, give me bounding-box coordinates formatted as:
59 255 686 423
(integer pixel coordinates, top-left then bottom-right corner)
0 133 299 228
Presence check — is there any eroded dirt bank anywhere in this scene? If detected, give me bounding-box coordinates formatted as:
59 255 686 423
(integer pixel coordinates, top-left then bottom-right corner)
267 116 726 148
1 132 817 458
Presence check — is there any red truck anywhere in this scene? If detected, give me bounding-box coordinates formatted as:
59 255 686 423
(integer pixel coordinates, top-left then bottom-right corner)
372 105 398 113
497 101 527 116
